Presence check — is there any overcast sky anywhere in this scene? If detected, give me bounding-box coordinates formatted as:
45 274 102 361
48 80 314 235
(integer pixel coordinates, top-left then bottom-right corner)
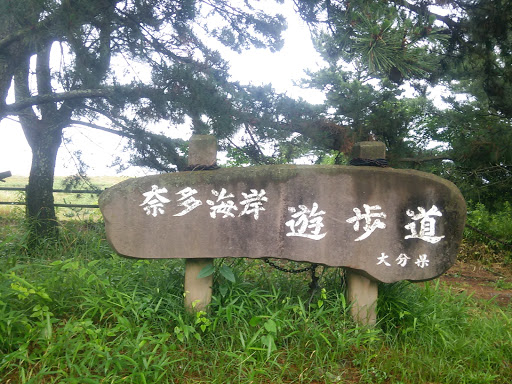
0 1 324 177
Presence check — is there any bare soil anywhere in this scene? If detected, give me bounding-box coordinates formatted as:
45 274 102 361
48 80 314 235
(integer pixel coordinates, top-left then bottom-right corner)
436 260 512 306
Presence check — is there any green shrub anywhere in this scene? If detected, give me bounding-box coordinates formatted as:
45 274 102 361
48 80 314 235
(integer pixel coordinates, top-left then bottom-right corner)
464 202 512 262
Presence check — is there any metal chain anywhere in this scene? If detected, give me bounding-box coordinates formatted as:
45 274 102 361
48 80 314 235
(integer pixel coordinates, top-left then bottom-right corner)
261 156 388 290
263 258 318 274
349 158 388 167
465 224 512 248
184 163 220 171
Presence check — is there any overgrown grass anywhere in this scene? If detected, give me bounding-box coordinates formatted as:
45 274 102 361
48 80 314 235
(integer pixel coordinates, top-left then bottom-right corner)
1 214 511 383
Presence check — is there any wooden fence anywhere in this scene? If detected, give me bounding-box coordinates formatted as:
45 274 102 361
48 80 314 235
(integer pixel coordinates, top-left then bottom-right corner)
0 186 101 209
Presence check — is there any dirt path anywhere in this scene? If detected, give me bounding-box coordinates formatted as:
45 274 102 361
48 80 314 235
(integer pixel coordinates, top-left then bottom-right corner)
437 261 512 306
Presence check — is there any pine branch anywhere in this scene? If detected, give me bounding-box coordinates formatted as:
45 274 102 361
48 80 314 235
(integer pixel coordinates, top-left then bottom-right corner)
0 17 57 52
69 120 135 140
397 155 454 164
2 85 155 115
392 0 460 30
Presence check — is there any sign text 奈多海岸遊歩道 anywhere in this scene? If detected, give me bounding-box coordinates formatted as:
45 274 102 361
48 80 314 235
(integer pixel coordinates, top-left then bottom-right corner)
99 164 466 284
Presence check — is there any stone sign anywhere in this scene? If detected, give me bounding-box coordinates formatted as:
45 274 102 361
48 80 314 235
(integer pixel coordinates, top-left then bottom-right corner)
99 165 466 284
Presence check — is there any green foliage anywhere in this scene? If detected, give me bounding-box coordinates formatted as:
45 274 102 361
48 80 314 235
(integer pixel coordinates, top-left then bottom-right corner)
466 202 512 243
1 0 291 242
301 0 446 82
463 202 512 262
0 219 511 383
198 262 236 283
419 95 512 208
3 0 512 246
297 0 512 213
303 65 436 159
377 280 512 383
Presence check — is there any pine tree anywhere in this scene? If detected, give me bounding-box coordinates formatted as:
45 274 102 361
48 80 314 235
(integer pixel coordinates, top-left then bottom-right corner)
295 0 512 208
0 0 287 243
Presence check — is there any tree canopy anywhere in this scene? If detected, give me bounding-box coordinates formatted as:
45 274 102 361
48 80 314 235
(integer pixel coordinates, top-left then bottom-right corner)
293 0 512 209
0 0 294 240
1 0 511 243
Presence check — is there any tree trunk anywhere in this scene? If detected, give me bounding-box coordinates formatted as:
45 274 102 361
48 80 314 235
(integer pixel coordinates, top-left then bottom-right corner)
14 45 68 245
25 126 63 243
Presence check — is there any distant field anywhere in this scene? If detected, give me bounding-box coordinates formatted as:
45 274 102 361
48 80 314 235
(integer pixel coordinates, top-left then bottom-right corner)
0 175 131 219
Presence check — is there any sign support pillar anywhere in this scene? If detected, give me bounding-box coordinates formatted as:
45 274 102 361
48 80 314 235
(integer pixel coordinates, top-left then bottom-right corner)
345 141 386 326
184 135 216 312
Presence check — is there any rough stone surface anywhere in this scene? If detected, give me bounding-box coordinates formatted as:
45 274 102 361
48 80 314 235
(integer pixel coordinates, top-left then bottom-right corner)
352 142 386 159
188 135 217 166
99 165 466 283
346 271 378 324
184 259 212 312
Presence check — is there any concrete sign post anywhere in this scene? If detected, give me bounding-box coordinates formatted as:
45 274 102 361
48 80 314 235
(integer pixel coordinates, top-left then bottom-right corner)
99 138 466 322
183 135 216 312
